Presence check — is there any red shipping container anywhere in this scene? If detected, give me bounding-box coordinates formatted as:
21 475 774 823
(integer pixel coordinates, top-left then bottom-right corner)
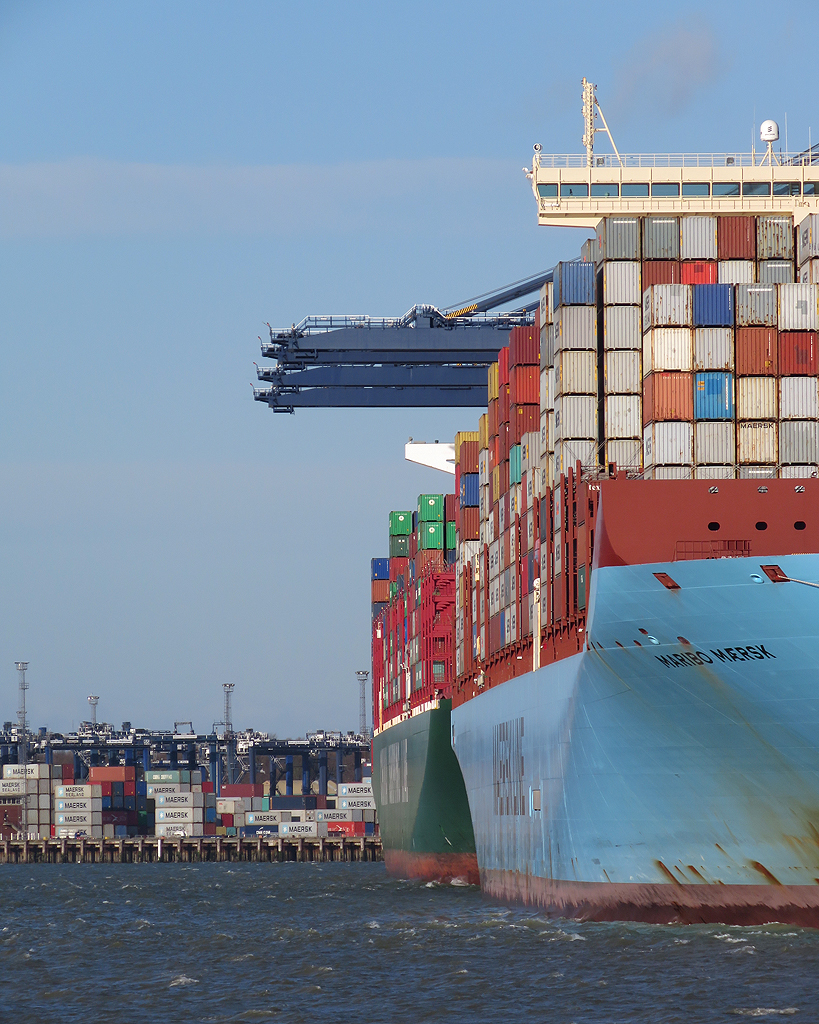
444 493 458 521
718 216 756 260
535 305 541 336
509 326 539 367
499 422 509 458
498 345 510 385
642 261 682 287
99 781 112 797
779 332 818 375
453 464 460 503
124 781 136 797
499 460 510 494
642 372 694 424
488 399 498 439
457 440 479 472
409 532 418 558
89 766 134 782
371 579 389 602
461 507 480 540
222 784 264 797
499 384 510 424
389 557 409 582
416 549 445 575
510 404 539 444
327 820 366 835
735 328 778 375
509 365 539 405
221 813 234 826
202 782 214 794
680 261 718 284
204 823 216 835
454 504 461 532
490 613 501 655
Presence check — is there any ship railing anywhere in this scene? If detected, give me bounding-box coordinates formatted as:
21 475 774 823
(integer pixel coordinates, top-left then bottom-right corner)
267 309 533 339
534 152 813 169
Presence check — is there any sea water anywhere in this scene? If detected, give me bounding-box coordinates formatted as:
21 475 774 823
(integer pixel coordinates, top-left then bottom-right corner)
1 862 816 1022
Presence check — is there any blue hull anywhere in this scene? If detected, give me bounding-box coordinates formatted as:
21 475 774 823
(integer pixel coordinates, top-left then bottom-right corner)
451 553 819 923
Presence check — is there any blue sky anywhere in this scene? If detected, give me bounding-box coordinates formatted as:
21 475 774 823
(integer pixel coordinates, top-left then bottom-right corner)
1 0 817 736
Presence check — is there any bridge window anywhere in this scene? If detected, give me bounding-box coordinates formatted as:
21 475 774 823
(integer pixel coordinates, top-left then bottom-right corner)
805 183 818 195
713 182 740 196
560 183 589 197
652 182 680 197
591 183 619 197
743 181 771 196
622 183 649 197
774 181 801 196
683 182 710 196
537 183 558 197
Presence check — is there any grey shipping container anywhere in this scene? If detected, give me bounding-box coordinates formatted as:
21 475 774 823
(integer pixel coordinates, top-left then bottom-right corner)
758 260 795 284
604 395 641 438
781 465 819 478
738 465 778 479
737 421 778 463
597 217 640 261
601 261 641 305
643 284 693 329
797 214 819 267
779 283 819 331
780 377 819 419
603 305 641 350
693 327 734 371
695 421 736 465
604 439 643 469
735 284 777 327
694 465 735 479
718 261 755 284
643 217 680 260
780 421 819 464
737 376 777 419
680 216 717 261
757 215 794 260
555 306 596 351
604 350 641 394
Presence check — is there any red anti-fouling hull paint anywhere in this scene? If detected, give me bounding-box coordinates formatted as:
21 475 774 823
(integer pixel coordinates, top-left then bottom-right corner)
482 871 819 927
384 849 480 886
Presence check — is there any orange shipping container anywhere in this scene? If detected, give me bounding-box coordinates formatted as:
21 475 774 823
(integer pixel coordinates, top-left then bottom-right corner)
718 216 756 260
371 580 389 603
642 261 682 287
416 549 444 575
642 372 694 424
457 439 479 472
779 332 818 376
680 261 718 284
88 766 135 782
488 398 498 439
510 404 539 444
509 325 539 367
509 365 539 405
735 328 778 375
499 384 510 424
498 346 510 385
461 507 480 541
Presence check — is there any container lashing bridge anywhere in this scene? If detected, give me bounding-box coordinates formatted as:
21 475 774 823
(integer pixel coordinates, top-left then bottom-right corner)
252 269 554 412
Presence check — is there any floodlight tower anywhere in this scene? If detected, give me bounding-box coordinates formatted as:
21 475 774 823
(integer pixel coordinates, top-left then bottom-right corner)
356 670 370 739
223 683 235 785
88 695 100 729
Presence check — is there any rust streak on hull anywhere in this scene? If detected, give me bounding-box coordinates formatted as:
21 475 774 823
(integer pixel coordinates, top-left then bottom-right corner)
385 849 480 886
483 870 819 927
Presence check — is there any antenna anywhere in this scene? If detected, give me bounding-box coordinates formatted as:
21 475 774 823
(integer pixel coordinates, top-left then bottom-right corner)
222 683 234 737
581 77 623 168
87 694 99 729
355 670 370 738
15 662 28 838
760 120 779 166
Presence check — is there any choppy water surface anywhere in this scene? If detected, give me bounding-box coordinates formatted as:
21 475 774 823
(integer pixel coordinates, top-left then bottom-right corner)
1 864 818 1023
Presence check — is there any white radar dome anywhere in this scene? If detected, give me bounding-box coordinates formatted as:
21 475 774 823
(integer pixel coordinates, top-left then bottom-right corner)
760 120 779 143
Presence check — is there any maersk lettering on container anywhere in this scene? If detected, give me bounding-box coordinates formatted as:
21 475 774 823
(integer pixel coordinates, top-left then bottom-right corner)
56 799 93 812
146 784 182 797
55 785 100 799
340 797 376 810
339 783 373 797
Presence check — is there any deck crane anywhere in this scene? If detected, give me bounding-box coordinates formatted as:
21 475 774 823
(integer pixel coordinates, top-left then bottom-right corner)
252 267 554 412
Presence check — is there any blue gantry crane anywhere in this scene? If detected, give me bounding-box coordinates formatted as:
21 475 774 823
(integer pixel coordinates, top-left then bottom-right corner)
252 268 554 412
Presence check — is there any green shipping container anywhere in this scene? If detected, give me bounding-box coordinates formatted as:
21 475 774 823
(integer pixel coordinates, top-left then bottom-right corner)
417 493 443 523
389 511 413 536
446 521 457 549
510 445 522 486
390 581 398 598
389 535 410 557
419 522 444 550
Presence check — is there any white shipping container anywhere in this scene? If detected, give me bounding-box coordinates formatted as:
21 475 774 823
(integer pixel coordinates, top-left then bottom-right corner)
780 377 819 419
604 395 642 438
38 794 50 809
737 422 778 464
540 454 555 493
504 610 511 646
798 259 819 284
156 808 200 823
340 796 377 809
781 465 819 478
489 578 499 616
554 395 598 439
780 421 819 464
555 439 598 474
737 377 778 419
540 408 549 452
56 812 98 826
602 261 641 305
603 304 641 350
797 214 819 267
695 465 735 479
680 215 717 260
55 798 102 813
316 810 355 822
693 328 734 371
3 764 48 779
555 350 597 396
695 421 736 465
339 782 373 797
555 306 596 351
643 284 693 329
604 439 643 470
155 823 195 837
156 792 203 807
643 328 693 373
478 449 488 485
718 260 756 284
146 784 184 797
604 350 641 394
648 466 693 479
246 811 283 824
0 780 27 797
54 785 102 798
539 282 552 325
540 367 550 412
778 283 819 331
643 422 693 467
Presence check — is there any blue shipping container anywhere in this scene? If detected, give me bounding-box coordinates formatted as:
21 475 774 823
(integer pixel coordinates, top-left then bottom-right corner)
371 601 388 621
694 372 734 420
692 284 734 327
371 557 389 580
552 261 596 310
460 473 480 507
446 549 457 565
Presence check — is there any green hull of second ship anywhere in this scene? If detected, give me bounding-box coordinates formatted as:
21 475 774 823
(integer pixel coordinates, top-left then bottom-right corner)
372 700 478 884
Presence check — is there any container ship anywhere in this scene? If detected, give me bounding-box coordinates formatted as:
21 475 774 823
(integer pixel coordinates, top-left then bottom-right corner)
372 82 819 923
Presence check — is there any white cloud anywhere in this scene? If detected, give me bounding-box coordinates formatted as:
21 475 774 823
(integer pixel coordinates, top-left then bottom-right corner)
0 156 518 238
